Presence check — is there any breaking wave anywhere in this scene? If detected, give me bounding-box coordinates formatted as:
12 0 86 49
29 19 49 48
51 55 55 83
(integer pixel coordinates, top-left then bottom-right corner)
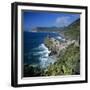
24 44 56 68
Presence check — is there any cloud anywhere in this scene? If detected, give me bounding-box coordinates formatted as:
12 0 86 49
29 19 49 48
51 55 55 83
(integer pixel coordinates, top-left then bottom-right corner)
55 16 70 27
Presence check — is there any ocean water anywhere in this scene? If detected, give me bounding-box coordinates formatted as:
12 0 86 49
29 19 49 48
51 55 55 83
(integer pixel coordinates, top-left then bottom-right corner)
24 32 64 68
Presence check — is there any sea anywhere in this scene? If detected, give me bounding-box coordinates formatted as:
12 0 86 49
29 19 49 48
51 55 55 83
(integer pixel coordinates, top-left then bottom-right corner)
24 32 65 68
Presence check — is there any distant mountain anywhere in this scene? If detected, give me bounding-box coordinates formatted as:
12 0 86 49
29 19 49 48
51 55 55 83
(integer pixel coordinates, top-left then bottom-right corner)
30 18 80 40
31 27 65 32
60 18 80 40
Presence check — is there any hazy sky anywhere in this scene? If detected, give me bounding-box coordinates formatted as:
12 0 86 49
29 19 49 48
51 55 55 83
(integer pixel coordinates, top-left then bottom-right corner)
23 11 80 31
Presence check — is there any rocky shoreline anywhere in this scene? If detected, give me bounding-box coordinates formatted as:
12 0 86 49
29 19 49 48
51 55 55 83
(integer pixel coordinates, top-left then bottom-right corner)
44 35 79 57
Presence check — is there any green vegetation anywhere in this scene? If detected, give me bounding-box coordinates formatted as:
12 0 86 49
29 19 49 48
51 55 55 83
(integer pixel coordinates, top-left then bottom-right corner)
24 18 80 77
62 19 80 40
24 43 80 77
43 43 80 76
24 64 42 77
42 19 80 76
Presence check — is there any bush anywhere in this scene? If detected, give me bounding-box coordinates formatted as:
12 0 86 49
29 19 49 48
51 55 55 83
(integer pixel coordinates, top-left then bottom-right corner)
43 43 80 76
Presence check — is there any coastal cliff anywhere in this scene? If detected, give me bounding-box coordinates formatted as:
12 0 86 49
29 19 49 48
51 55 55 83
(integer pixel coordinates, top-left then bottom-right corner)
24 18 80 77
42 18 80 76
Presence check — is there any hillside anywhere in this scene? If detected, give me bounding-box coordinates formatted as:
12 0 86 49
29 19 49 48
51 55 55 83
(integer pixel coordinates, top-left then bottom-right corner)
61 18 80 40
43 43 80 76
42 18 80 76
32 18 80 40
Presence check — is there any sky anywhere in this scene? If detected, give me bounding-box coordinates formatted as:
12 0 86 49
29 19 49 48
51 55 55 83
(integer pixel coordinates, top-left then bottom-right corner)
22 11 80 31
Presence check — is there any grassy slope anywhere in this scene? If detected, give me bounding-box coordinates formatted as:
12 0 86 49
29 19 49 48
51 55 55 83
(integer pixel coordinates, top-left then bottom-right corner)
43 43 80 76
62 19 80 40
43 19 80 76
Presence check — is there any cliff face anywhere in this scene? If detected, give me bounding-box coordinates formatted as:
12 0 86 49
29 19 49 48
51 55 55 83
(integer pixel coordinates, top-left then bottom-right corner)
44 37 61 56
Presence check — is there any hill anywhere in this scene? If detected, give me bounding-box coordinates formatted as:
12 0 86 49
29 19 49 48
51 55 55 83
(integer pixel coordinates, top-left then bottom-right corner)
32 27 64 32
43 43 80 76
61 18 80 40
42 18 80 76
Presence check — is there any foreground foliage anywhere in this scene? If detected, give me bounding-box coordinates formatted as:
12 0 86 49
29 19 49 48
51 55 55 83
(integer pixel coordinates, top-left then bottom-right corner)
24 43 80 77
43 43 80 76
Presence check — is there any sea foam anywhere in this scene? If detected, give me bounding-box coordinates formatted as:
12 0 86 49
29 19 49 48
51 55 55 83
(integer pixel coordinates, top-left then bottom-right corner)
25 43 55 68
